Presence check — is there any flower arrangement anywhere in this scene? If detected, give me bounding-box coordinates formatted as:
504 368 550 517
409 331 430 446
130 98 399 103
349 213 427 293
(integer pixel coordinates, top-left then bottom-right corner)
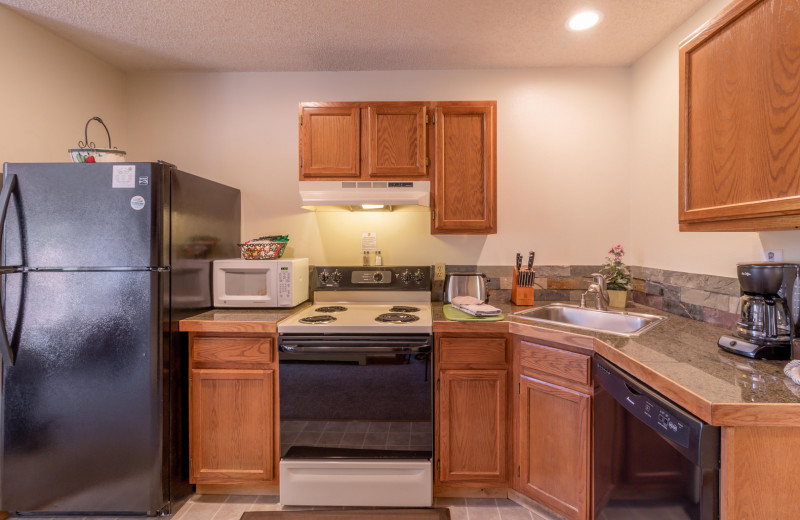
602 244 632 291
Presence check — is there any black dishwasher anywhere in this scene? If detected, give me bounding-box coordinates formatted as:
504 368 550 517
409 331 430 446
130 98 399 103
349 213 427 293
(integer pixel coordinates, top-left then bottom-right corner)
593 356 720 520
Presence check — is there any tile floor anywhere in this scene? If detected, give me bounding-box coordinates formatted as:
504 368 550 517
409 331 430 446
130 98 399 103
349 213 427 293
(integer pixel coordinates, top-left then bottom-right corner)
163 494 561 520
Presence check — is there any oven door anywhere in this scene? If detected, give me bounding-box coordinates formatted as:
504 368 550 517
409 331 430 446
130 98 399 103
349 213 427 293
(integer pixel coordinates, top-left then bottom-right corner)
212 259 279 307
277 333 433 507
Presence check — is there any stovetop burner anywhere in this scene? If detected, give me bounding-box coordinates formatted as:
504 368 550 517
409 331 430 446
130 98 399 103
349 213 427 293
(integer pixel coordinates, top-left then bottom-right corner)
375 312 420 324
299 315 337 324
315 306 348 313
389 306 420 313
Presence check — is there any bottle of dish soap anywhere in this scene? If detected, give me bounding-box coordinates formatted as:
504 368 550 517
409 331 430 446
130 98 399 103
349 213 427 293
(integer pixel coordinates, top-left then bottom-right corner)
375 250 383 266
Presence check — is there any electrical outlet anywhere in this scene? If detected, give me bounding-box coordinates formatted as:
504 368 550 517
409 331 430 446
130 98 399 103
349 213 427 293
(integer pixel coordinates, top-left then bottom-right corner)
434 263 446 281
762 249 784 262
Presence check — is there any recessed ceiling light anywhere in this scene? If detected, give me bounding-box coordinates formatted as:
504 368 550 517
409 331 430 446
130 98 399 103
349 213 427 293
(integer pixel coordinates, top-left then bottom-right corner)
567 10 602 31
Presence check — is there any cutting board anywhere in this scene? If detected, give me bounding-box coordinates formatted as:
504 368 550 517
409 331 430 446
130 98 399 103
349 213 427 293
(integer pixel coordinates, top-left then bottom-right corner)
443 304 505 322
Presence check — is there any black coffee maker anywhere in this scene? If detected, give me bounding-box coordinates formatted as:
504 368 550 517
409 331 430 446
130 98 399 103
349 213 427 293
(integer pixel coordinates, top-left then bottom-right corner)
719 263 800 360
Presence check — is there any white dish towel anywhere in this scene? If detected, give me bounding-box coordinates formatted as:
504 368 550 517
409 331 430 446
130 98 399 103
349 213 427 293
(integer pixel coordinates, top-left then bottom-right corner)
450 295 502 316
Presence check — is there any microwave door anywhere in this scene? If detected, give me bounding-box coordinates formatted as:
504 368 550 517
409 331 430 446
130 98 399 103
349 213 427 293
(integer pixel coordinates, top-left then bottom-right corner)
214 264 277 307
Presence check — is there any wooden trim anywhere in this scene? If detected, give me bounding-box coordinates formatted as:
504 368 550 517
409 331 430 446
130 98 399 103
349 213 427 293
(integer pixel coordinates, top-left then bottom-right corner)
438 336 507 365
179 320 278 333
196 483 279 495
433 320 509 334
680 214 800 232
508 322 594 354
433 486 508 498
518 340 591 386
193 336 273 364
711 403 800 427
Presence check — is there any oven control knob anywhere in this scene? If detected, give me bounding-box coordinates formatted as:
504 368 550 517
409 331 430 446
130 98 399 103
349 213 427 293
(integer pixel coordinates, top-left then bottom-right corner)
332 270 342 283
319 270 330 284
400 270 412 284
413 269 425 283
373 272 384 282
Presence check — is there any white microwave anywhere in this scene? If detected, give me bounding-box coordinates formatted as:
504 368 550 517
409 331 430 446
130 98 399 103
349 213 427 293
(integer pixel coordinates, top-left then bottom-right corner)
213 258 309 308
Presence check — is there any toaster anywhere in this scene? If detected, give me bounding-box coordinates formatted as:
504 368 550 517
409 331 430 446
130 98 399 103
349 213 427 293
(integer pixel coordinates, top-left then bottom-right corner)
443 272 489 304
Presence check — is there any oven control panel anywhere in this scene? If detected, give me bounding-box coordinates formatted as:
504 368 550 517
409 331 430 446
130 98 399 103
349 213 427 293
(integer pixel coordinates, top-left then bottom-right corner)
315 266 431 290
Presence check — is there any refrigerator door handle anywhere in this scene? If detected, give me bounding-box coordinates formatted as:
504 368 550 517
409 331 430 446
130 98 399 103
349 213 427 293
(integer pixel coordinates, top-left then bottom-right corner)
0 173 18 365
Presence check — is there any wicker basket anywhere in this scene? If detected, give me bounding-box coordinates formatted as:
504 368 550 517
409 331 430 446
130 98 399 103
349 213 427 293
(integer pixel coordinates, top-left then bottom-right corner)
239 235 289 260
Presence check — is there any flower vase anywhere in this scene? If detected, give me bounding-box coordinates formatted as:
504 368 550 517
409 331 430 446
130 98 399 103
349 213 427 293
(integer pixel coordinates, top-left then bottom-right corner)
607 289 628 308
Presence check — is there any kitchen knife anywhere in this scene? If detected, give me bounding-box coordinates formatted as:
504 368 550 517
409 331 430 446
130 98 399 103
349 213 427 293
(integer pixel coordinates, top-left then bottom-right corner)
516 253 522 271
528 251 534 270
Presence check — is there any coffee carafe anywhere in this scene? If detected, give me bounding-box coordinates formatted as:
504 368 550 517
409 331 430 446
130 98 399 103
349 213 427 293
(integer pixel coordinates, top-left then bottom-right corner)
719 263 800 359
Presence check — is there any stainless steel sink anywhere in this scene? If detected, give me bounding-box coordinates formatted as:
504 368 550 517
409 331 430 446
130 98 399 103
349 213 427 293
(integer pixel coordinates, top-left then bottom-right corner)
512 303 666 336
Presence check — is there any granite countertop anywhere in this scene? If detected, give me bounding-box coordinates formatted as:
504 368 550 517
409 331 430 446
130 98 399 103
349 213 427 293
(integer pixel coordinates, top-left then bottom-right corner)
497 300 800 424
181 298 800 423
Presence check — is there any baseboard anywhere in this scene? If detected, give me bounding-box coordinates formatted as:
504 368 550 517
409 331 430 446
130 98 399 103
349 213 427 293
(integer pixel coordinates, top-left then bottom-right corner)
433 486 508 498
507 489 566 520
196 483 279 495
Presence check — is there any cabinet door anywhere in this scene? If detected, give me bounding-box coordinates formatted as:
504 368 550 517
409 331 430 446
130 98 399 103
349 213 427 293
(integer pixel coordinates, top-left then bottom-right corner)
190 369 275 484
367 104 428 178
437 369 507 484
679 0 800 231
300 104 360 179
432 102 496 234
519 375 590 520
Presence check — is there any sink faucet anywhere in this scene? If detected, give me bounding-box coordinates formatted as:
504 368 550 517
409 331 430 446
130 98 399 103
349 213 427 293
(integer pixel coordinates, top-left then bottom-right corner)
581 273 609 311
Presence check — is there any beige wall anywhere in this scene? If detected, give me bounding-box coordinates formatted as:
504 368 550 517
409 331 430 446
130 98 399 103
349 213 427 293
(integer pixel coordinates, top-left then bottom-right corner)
0 6 127 164
629 0 800 277
126 69 631 266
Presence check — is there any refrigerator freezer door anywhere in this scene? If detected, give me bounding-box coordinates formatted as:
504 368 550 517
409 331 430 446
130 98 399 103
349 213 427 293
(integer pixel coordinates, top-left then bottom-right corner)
0 270 166 514
3 163 165 268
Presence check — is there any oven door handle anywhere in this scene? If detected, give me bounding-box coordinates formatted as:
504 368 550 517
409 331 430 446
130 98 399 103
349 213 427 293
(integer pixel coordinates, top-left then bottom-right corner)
279 343 431 354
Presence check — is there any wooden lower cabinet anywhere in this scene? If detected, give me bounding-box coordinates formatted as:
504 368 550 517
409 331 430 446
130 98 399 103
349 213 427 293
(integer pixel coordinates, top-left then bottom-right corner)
435 332 509 487
518 375 590 520
437 369 507 484
188 334 279 486
191 369 274 483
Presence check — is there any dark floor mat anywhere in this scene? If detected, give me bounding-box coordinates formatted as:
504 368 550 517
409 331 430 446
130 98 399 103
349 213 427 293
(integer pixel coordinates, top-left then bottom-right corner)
241 508 450 519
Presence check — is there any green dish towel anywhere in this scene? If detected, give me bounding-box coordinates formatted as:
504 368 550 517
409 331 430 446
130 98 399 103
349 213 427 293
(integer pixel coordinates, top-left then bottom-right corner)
443 304 505 322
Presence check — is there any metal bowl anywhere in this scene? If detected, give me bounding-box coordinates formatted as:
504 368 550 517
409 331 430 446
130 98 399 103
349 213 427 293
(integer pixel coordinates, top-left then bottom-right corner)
737 263 788 294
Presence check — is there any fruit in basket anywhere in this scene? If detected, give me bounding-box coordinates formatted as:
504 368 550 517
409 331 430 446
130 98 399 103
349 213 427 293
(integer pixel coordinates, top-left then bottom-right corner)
239 235 289 259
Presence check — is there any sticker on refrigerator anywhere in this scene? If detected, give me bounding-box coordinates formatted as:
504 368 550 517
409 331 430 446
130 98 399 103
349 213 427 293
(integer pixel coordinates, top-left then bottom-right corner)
138 176 149 186
112 165 136 188
130 195 146 211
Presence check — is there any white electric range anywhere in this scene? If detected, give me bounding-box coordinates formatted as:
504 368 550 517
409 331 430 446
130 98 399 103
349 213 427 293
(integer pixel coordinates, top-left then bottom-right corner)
276 266 434 508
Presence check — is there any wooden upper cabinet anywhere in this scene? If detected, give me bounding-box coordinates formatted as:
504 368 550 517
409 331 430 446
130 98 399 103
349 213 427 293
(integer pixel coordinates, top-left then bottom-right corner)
299 104 361 179
432 102 497 234
679 0 800 231
367 104 427 177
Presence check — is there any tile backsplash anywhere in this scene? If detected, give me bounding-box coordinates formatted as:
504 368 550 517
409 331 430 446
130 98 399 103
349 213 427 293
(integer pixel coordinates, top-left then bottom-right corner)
446 264 740 330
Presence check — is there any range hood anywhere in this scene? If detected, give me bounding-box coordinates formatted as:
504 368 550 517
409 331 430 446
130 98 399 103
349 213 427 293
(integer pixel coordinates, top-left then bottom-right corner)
299 180 430 208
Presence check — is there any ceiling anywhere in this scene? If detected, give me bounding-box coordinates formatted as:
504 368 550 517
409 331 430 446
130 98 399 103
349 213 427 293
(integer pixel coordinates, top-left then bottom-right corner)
1 0 709 72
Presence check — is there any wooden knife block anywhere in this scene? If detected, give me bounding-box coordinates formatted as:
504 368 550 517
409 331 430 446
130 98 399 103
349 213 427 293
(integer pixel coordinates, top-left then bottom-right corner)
511 267 535 306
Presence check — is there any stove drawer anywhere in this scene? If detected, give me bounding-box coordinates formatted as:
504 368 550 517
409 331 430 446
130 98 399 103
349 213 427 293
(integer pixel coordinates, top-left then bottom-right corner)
438 335 507 365
192 336 274 365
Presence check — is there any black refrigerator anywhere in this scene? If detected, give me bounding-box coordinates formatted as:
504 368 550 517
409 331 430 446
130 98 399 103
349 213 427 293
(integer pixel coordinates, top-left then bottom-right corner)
0 162 241 515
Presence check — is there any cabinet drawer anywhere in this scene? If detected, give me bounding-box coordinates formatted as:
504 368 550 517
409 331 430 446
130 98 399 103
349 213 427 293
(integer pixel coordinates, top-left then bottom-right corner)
439 337 507 365
519 341 590 386
193 336 273 364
